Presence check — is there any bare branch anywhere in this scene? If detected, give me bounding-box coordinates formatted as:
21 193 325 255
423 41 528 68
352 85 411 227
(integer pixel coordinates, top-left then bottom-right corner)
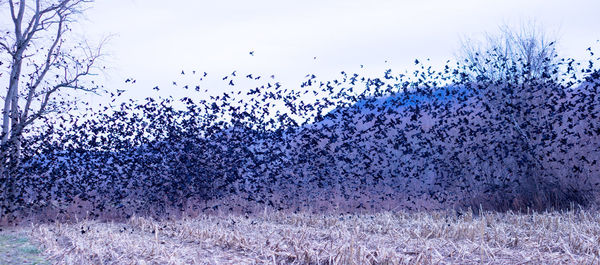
20 35 103 132
20 13 65 123
458 21 558 84
8 0 18 23
22 0 41 42
0 40 12 56
2 0 102 146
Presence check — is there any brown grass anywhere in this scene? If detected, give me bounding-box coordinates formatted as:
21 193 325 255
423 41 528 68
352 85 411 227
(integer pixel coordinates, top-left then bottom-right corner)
26 208 600 264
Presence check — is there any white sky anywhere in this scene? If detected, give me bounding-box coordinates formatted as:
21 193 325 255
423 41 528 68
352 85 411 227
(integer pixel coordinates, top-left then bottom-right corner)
10 0 600 102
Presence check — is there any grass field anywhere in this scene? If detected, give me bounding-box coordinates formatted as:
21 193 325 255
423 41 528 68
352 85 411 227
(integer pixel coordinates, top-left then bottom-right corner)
6 208 595 264
0 229 48 265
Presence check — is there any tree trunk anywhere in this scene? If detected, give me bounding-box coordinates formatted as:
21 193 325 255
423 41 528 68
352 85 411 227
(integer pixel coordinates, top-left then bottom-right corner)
1 47 24 220
2 46 24 143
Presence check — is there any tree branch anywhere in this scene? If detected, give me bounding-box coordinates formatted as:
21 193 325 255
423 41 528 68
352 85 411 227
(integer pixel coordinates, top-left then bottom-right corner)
0 40 13 56
20 13 65 123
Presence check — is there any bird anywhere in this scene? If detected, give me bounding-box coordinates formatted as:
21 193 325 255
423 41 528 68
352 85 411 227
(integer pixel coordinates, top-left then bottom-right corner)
9 47 599 222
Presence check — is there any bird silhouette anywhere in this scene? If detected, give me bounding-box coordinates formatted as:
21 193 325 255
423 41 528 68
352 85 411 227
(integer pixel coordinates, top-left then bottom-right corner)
3 47 599 222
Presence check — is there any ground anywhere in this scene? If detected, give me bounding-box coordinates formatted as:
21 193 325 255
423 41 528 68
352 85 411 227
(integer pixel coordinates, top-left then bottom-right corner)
0 229 48 265
2 209 600 264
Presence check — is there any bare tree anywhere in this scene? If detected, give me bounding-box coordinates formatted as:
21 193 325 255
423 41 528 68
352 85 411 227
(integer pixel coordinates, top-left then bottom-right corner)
457 22 569 209
1 0 104 218
458 22 559 84
0 0 103 160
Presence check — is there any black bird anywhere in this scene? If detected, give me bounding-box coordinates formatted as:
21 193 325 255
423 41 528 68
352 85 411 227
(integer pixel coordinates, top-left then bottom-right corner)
7 48 599 222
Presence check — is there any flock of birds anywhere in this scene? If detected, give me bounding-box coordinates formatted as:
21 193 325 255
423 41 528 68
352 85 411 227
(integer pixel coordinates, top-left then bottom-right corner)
1 53 599 221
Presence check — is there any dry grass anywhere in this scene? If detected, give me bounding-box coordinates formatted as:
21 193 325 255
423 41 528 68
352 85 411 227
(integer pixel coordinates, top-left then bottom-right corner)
26 208 600 264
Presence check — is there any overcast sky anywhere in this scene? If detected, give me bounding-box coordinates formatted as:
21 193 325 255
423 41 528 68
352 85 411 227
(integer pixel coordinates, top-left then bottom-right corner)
50 0 600 101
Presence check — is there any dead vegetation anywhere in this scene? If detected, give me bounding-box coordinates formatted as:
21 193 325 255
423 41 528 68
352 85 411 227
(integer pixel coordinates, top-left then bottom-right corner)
23 208 600 264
